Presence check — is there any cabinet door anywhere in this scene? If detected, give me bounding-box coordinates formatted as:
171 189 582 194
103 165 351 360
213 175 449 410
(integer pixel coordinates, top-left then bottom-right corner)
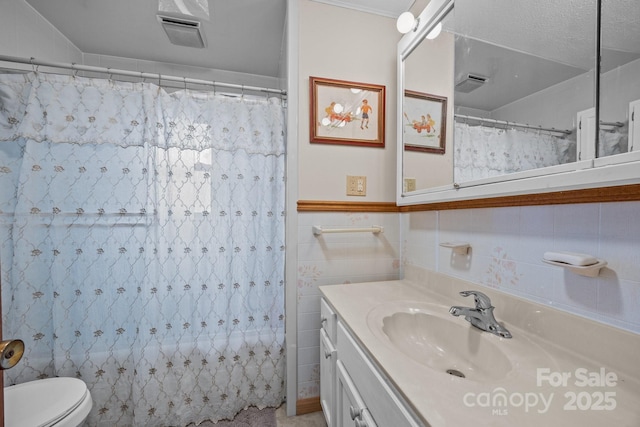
320 328 337 427
336 361 378 427
630 99 640 152
577 107 596 160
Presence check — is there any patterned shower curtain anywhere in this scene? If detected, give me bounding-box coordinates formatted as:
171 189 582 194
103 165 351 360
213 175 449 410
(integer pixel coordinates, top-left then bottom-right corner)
0 72 286 426
454 122 576 183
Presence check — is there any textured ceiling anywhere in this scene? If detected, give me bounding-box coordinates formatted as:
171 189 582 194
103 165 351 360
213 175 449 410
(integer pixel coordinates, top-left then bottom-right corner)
310 0 415 18
24 0 414 79
25 0 287 78
453 0 640 69
446 0 640 111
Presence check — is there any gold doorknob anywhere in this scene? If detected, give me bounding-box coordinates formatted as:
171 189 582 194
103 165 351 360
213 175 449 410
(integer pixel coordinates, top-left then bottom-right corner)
0 339 24 370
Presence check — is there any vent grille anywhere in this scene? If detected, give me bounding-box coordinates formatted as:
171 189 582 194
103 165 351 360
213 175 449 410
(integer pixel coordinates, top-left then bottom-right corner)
157 15 205 48
455 74 487 93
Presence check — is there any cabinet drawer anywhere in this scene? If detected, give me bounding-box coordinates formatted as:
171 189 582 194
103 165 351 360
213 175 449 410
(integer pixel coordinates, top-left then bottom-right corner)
336 361 378 427
321 297 337 342
337 322 423 427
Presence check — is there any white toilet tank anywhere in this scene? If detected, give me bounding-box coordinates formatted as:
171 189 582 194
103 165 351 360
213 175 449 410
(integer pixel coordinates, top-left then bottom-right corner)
4 377 92 427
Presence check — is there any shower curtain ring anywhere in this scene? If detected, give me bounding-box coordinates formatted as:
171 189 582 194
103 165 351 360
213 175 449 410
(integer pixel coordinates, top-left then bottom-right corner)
71 63 78 78
30 57 36 73
183 77 187 90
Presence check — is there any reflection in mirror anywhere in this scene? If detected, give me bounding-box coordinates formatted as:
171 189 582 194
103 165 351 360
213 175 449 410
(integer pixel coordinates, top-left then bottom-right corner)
599 0 640 157
451 0 596 184
402 11 454 194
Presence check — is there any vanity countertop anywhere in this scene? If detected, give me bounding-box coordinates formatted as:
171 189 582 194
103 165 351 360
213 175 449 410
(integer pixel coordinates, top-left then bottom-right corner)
320 268 640 427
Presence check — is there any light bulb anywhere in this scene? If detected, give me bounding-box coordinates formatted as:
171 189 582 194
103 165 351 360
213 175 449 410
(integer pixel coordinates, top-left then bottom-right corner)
396 12 416 34
426 22 442 40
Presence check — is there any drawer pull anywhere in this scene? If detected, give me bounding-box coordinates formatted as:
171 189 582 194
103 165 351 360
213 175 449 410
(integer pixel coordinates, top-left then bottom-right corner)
349 406 363 420
320 317 327 325
355 418 368 427
324 348 333 359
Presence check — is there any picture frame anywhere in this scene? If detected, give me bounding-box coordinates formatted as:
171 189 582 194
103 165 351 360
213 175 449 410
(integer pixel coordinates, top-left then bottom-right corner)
309 76 385 148
403 90 447 154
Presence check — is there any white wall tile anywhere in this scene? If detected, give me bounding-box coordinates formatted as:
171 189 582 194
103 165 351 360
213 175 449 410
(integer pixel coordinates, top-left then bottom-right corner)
404 201 640 335
553 203 601 237
600 201 640 239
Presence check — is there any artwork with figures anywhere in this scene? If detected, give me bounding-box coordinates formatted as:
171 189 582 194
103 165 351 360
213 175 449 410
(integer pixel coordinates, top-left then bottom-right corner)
403 90 447 154
310 76 385 148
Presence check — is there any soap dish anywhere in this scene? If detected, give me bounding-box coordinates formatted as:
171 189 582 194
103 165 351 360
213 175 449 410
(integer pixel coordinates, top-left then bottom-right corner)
542 258 607 277
439 242 470 255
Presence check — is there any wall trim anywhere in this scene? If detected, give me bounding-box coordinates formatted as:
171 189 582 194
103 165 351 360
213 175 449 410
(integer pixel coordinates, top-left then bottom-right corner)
297 200 398 212
296 397 322 415
298 184 640 213
398 184 640 211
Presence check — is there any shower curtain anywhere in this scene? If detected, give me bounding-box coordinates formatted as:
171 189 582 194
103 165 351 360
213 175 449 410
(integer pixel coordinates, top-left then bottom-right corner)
454 122 576 183
0 72 286 426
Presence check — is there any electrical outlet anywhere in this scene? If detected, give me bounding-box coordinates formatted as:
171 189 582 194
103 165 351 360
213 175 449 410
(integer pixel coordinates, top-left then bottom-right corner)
346 175 367 196
404 178 416 192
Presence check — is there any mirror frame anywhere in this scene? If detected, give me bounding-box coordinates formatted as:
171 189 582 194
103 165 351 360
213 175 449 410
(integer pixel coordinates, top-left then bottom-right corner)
397 0 640 207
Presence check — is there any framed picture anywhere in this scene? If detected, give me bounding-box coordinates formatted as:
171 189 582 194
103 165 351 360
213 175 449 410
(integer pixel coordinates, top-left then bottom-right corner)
310 76 385 148
403 90 447 154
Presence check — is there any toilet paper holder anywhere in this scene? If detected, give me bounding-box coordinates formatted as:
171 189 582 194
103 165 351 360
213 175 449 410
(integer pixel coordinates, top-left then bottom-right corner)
0 339 24 370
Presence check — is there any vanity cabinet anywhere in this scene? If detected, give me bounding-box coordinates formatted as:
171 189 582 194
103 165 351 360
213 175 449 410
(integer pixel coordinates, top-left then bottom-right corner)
336 322 422 427
320 297 423 427
320 298 337 427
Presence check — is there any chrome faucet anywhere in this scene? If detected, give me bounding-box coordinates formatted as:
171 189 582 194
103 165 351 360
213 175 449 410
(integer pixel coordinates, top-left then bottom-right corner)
449 290 512 338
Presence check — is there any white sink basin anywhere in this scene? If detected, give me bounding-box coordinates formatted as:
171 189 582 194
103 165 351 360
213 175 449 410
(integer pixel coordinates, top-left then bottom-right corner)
381 310 512 381
367 301 554 383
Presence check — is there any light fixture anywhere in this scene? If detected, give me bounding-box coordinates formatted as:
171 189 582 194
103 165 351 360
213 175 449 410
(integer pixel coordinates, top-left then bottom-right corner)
396 11 419 34
426 22 442 40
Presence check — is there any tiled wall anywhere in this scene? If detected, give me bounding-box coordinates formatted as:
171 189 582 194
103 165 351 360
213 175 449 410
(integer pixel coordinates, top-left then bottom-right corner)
296 211 401 399
403 201 640 334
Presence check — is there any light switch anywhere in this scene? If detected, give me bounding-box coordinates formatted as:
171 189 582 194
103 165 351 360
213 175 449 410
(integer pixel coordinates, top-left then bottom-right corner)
346 175 366 196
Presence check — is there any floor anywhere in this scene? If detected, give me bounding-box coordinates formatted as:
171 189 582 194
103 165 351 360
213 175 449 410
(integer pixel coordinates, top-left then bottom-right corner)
275 406 327 427
190 405 327 427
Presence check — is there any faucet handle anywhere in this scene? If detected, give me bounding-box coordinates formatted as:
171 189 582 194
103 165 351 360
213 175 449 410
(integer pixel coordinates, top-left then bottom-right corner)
459 290 493 309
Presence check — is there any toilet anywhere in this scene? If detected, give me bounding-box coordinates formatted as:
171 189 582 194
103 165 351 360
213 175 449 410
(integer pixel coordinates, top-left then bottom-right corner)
4 377 92 427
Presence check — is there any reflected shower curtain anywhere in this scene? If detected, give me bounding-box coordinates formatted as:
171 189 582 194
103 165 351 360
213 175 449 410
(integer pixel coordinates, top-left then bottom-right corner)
454 122 576 183
0 72 285 426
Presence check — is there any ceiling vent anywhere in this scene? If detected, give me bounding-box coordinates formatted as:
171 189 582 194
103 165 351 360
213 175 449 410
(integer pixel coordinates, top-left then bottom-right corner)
157 15 206 48
455 74 487 93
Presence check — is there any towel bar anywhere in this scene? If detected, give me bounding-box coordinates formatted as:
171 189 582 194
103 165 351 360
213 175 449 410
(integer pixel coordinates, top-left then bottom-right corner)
312 225 384 236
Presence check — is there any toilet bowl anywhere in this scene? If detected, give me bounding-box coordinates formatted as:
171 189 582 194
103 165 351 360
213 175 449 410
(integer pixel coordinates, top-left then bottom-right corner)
4 377 92 427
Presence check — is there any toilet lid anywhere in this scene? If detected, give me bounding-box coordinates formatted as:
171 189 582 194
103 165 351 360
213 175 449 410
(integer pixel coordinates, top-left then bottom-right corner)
4 377 89 427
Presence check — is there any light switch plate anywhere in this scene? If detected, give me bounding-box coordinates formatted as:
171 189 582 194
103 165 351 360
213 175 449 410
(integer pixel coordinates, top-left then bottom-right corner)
404 178 416 192
347 175 366 196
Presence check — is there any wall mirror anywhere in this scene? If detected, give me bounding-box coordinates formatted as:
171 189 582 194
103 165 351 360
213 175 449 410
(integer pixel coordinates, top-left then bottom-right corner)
397 0 640 206
597 0 640 160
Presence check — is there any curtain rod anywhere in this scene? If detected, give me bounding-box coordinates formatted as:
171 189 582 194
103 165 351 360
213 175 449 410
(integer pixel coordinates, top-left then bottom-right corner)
0 54 286 96
454 113 572 135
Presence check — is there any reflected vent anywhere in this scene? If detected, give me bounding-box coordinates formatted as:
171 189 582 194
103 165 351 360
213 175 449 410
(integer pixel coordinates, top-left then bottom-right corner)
455 74 487 93
158 15 206 48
